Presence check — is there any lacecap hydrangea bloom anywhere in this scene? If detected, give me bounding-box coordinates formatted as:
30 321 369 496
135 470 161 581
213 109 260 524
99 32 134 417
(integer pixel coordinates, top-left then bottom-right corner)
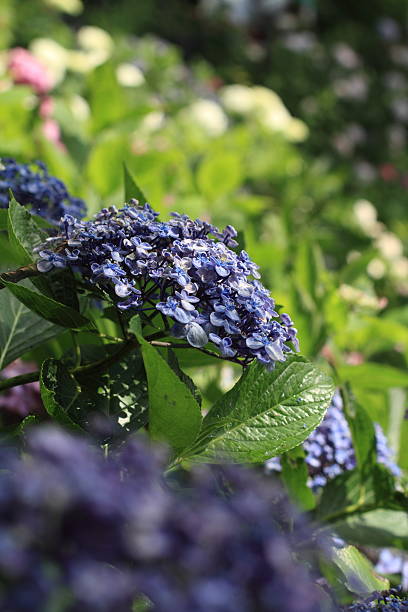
0 158 86 223
266 391 400 490
0 425 331 612
36 202 299 367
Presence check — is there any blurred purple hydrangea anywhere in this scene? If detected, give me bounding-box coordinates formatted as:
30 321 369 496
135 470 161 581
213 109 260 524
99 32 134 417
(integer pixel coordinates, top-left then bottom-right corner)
36 202 299 367
0 158 86 223
266 392 400 490
0 424 330 612
375 549 408 590
342 587 408 611
0 360 43 424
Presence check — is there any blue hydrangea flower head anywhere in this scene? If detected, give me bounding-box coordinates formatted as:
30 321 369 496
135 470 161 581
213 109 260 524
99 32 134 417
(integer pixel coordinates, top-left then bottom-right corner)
36 201 299 367
0 157 86 222
266 391 401 490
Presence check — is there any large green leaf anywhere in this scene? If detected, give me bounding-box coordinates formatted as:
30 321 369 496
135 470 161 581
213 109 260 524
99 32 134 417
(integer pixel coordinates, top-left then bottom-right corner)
130 317 202 453
0 288 63 369
341 385 377 473
0 209 7 230
317 465 400 524
339 363 408 389
4 280 90 329
183 355 334 463
7 196 46 264
40 359 82 430
332 509 408 550
73 344 149 434
330 545 389 596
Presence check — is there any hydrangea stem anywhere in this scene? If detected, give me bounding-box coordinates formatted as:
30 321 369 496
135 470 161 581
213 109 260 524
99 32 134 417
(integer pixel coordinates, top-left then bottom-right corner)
0 337 140 393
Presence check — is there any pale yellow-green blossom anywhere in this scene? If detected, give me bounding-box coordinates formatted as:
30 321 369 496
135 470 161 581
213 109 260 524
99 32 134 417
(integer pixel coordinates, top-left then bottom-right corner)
220 84 308 141
43 0 83 14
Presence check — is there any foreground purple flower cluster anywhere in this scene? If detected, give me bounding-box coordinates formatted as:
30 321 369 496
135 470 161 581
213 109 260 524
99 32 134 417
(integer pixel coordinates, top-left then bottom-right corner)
0 426 327 612
266 392 400 490
0 158 86 222
37 202 299 366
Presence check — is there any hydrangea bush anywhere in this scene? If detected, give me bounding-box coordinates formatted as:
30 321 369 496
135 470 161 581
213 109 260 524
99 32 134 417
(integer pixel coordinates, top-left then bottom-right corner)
0 159 406 610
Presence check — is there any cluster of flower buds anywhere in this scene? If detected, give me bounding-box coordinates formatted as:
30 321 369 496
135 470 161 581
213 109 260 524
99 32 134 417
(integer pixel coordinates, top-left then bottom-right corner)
0 425 328 612
266 392 400 490
37 202 299 367
0 158 86 222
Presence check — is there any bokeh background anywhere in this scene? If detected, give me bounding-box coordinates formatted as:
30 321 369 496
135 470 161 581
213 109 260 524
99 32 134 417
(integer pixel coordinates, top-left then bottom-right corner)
1 0 407 465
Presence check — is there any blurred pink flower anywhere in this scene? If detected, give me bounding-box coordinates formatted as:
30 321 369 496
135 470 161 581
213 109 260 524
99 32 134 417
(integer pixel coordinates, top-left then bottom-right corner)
8 47 52 95
39 95 55 119
379 163 399 181
345 352 364 365
42 118 66 151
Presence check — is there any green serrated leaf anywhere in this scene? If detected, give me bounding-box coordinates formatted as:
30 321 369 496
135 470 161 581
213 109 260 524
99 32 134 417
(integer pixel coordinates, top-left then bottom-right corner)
183 355 334 463
166 348 202 407
129 316 202 453
331 545 389 596
341 384 377 473
0 287 63 369
7 196 46 264
317 465 398 524
73 343 149 433
0 209 7 230
331 509 408 550
235 230 246 252
124 163 148 204
40 359 82 430
4 280 90 329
